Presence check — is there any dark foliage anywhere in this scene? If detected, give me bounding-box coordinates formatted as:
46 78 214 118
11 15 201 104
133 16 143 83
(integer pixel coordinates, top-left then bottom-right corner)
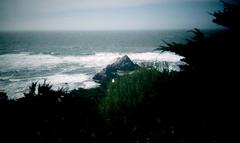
211 1 240 30
1 83 106 143
0 1 239 143
0 92 8 102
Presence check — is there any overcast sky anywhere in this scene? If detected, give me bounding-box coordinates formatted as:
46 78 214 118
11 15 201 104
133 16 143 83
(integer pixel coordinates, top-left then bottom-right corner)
0 0 237 31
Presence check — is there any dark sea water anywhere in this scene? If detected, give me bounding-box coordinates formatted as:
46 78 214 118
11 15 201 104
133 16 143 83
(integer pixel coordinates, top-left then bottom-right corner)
0 30 214 98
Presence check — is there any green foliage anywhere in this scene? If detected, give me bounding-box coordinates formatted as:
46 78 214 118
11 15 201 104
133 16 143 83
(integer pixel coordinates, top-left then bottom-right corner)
1 2 237 142
99 67 176 115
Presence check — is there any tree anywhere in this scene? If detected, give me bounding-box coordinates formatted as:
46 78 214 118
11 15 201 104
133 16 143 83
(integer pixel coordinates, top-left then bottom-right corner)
212 1 240 30
155 28 205 72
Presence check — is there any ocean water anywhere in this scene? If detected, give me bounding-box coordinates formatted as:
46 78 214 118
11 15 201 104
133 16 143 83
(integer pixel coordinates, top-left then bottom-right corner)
0 30 198 98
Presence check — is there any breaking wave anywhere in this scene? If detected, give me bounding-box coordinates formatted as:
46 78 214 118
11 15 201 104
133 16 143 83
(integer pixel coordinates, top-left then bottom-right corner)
0 52 182 98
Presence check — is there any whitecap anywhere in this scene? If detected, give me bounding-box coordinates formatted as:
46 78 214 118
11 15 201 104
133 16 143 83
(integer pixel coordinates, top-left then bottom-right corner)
1 51 183 98
41 74 90 84
0 52 62 71
79 81 100 89
128 52 182 63
0 51 182 72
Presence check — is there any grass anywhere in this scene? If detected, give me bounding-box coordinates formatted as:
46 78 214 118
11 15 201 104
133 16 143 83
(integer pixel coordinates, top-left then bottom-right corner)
1 1 238 141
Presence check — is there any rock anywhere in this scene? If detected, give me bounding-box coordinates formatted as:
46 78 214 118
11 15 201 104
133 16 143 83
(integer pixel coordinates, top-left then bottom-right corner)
93 55 139 83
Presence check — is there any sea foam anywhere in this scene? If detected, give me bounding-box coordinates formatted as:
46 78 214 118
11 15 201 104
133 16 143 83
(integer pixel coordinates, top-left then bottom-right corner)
0 51 182 98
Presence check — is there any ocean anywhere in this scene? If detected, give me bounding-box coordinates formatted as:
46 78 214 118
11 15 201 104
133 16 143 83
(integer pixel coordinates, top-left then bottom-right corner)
0 30 212 98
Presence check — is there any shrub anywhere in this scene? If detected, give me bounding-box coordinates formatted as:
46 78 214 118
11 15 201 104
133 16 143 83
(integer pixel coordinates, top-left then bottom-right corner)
99 67 178 115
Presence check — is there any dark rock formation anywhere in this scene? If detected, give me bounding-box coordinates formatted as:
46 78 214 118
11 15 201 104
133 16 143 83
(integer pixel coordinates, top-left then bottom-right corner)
93 55 139 83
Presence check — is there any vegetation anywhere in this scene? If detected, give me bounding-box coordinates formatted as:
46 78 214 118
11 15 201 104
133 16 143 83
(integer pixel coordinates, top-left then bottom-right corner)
0 1 238 143
99 68 175 115
211 1 240 30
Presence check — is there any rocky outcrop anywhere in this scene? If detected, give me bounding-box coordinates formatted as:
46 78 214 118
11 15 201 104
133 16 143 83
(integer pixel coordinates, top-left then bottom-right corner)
93 55 139 83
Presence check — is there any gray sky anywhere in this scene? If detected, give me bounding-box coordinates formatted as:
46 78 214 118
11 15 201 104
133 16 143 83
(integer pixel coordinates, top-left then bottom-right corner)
0 0 235 31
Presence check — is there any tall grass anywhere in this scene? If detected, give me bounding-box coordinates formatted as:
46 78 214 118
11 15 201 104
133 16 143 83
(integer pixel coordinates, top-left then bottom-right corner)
99 67 176 115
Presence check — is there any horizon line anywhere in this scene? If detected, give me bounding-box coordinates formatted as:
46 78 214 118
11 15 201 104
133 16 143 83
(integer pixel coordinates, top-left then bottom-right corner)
0 27 226 32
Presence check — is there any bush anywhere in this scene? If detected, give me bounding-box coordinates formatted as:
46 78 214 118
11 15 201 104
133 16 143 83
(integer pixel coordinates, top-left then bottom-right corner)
0 92 8 101
99 67 178 115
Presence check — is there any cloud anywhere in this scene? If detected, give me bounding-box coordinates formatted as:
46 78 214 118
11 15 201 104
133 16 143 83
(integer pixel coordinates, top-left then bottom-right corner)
1 0 219 12
1 0 221 16
0 0 222 30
